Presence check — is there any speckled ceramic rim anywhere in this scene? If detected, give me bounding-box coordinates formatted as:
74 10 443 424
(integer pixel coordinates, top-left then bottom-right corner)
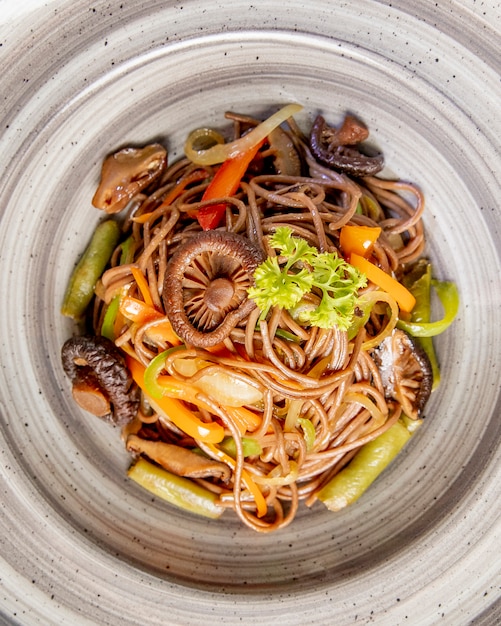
1 1 500 624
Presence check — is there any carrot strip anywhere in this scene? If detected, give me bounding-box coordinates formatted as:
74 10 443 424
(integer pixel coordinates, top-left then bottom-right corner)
119 296 181 345
203 343 234 357
130 266 154 306
132 211 155 225
206 443 268 517
161 169 209 207
133 170 209 224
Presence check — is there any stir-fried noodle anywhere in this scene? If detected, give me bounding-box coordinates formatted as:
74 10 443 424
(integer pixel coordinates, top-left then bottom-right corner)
62 108 450 533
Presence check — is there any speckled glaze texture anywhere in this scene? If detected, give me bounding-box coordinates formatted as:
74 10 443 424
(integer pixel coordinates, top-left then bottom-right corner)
0 1 500 624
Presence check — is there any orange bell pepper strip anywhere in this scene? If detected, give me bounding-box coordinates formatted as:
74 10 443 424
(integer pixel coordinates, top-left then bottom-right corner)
127 357 225 444
196 140 265 230
119 295 161 324
119 296 181 345
144 322 182 346
349 253 416 313
339 225 381 257
225 406 262 435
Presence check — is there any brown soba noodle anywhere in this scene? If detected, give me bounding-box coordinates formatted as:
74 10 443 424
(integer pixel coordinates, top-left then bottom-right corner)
61 105 441 533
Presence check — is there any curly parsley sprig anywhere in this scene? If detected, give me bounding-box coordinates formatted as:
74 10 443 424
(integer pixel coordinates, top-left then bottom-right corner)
247 227 367 331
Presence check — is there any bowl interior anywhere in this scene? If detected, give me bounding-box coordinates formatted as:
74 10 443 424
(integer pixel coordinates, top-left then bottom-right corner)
1 5 500 621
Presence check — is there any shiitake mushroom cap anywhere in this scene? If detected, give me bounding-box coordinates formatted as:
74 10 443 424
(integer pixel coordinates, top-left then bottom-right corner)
309 114 384 177
373 329 433 420
163 230 265 348
61 335 139 425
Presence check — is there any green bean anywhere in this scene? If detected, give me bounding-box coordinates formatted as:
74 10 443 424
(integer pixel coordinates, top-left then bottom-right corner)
316 419 414 511
61 219 120 319
128 457 224 519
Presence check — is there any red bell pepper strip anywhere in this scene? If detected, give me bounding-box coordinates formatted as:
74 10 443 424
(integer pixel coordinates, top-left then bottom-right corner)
197 140 264 230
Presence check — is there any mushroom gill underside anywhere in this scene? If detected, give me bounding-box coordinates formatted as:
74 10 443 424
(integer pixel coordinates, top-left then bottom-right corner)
183 251 252 331
163 230 265 348
373 329 433 420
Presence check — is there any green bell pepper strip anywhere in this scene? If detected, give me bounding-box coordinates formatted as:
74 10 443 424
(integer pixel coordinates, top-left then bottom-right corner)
61 219 120 319
317 417 419 511
219 436 262 459
399 264 440 389
347 298 372 341
399 266 458 391
100 295 120 341
100 235 137 338
397 277 459 338
128 457 224 519
402 262 432 324
274 328 303 344
119 235 136 265
298 417 316 452
143 346 187 399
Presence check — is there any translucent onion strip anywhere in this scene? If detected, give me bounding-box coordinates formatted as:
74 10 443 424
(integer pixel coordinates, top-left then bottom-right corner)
253 461 299 487
358 290 400 351
184 103 303 165
342 392 387 429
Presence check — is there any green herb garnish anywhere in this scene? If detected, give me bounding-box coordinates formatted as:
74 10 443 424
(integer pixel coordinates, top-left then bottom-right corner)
247 227 367 331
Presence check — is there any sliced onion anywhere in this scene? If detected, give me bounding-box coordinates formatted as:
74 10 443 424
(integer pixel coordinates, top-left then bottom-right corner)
343 392 388 429
183 128 225 155
253 461 299 486
173 357 263 407
184 103 303 165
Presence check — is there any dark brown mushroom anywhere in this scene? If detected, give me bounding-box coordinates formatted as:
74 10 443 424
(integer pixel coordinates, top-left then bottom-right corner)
61 335 139 426
92 144 167 213
126 435 231 481
373 329 433 420
309 114 384 177
163 230 265 348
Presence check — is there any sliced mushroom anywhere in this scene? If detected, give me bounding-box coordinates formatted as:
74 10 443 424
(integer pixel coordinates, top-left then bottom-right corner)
267 127 302 176
309 114 384 177
92 144 167 213
373 329 433 420
70 367 111 418
163 230 265 348
126 435 231 481
61 335 139 425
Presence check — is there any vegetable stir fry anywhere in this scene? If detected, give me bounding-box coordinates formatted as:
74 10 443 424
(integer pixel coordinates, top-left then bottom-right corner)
61 105 458 531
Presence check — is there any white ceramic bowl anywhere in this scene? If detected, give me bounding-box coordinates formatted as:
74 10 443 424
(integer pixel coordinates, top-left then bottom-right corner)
1 1 500 624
